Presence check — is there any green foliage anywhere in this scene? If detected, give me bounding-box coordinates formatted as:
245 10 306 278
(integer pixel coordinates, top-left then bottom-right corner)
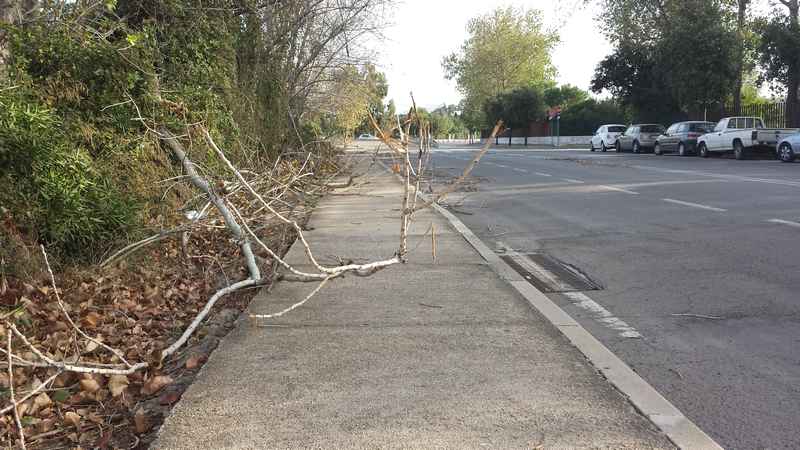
593 0 739 119
755 13 800 90
443 6 558 128
429 105 468 138
484 86 546 130
543 84 589 109
558 99 629 136
0 87 138 258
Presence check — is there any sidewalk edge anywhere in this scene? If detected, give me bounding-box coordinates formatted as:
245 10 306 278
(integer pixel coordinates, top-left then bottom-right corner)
375 158 723 450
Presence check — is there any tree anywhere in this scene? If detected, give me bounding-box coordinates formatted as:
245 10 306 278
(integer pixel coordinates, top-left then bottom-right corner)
756 1 800 126
484 86 546 144
658 0 739 111
733 0 752 114
593 0 738 121
543 84 589 109
559 99 629 136
442 6 558 128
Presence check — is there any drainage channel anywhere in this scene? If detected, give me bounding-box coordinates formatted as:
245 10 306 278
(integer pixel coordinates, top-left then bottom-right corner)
499 251 602 293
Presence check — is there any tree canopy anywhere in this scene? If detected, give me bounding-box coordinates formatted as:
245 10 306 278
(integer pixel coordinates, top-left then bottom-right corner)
592 0 739 120
442 6 558 128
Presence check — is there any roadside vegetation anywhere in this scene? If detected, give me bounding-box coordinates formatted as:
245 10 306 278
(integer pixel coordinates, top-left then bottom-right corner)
445 1 800 136
0 0 396 447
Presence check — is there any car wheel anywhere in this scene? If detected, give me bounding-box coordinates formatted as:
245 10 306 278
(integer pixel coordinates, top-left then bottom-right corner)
678 142 687 156
779 142 795 162
734 140 746 160
699 143 709 158
654 143 662 155
633 141 641 154
615 141 622 152
590 141 595 152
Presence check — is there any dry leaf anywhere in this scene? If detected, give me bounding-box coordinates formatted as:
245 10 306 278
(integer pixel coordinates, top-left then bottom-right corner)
33 392 52 410
158 391 180 405
64 411 81 428
80 378 101 394
134 408 150 434
108 375 129 397
141 375 172 395
185 355 206 370
83 311 102 328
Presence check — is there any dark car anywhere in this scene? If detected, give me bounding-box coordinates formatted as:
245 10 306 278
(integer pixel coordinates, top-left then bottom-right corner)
654 121 716 156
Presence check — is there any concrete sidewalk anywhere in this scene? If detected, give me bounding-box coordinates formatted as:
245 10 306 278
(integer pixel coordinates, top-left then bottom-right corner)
154 157 673 449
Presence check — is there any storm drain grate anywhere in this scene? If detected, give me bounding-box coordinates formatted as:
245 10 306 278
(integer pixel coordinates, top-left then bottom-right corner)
500 252 603 293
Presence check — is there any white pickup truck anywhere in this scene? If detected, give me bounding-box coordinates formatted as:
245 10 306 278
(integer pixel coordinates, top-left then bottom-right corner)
696 117 800 160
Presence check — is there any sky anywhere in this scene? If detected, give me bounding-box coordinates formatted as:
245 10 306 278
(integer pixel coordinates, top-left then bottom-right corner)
374 0 609 111
373 0 778 111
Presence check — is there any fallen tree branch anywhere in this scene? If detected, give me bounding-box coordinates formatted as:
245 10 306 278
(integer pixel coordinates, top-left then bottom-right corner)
160 127 261 281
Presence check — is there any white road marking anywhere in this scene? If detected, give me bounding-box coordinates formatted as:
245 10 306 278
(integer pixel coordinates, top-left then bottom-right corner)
663 198 727 212
632 165 800 189
767 218 800 228
600 185 640 195
499 244 575 292
512 168 528 173
564 292 642 339
534 172 552 177
562 178 585 184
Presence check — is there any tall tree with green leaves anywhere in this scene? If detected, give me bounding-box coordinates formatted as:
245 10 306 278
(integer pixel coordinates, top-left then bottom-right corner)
593 0 738 121
442 6 558 128
756 0 800 126
484 86 546 144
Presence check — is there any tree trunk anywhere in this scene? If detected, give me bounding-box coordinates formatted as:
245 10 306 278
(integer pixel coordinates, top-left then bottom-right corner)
733 0 750 115
786 1 800 127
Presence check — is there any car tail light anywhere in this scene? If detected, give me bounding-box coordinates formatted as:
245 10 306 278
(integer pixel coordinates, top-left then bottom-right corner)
687 132 700 138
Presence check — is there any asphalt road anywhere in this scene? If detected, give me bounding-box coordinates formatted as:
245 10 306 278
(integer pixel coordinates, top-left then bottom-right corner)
429 145 800 450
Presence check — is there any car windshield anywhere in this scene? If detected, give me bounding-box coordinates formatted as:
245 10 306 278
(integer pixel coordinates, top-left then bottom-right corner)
689 123 714 133
640 125 664 133
607 126 625 133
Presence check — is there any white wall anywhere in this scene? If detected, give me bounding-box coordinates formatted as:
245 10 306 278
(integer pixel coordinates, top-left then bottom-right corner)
480 136 593 146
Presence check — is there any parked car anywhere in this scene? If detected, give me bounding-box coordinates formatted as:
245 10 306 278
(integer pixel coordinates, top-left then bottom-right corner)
696 117 800 159
615 124 665 153
357 133 378 140
654 121 716 156
590 124 626 152
777 132 800 163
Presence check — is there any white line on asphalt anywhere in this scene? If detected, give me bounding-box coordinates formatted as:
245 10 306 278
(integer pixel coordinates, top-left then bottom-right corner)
662 198 727 212
600 185 640 195
632 165 800 189
767 218 800 228
534 172 552 177
562 178 585 184
564 292 642 339
512 168 528 173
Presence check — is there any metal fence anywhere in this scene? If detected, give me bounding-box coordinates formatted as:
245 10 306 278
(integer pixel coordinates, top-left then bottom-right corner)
690 102 789 128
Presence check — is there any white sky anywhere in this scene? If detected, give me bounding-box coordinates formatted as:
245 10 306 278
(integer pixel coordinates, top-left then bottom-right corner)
374 0 609 111
375 0 778 111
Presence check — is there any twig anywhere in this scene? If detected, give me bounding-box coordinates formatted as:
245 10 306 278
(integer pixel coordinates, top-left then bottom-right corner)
41 246 133 367
7 331 27 450
0 369 63 415
252 275 335 321
670 313 724 320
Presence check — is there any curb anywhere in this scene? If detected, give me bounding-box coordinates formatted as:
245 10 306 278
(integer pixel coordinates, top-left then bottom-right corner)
374 157 723 450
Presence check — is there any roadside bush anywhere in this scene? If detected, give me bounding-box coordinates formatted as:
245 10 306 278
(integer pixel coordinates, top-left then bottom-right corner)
559 99 630 135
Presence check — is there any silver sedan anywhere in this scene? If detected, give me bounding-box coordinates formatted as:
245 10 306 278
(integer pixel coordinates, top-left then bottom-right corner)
777 133 800 162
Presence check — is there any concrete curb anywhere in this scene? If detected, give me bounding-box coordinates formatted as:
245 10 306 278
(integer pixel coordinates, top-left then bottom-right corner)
374 157 723 450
